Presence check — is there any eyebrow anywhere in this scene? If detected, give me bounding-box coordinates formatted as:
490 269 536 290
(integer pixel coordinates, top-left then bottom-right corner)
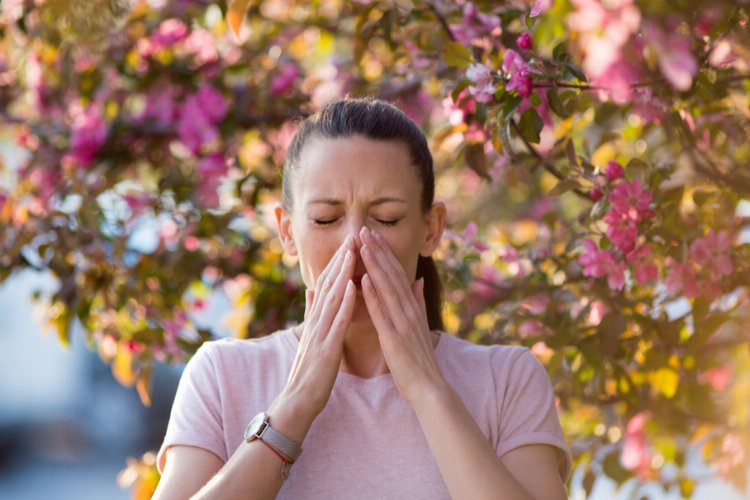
306 197 407 207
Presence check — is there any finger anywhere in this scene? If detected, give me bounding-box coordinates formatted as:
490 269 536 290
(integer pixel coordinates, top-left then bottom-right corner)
304 288 314 319
361 273 396 335
309 238 352 323
314 236 352 292
361 242 416 323
327 279 356 345
317 248 355 334
363 227 413 291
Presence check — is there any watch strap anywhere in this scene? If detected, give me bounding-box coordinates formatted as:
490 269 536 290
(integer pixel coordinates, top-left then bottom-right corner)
258 421 303 463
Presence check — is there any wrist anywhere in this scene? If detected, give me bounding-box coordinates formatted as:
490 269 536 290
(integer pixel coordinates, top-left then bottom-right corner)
266 388 320 444
406 378 456 414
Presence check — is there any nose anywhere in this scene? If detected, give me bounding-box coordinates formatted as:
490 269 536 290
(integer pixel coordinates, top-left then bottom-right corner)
345 217 366 252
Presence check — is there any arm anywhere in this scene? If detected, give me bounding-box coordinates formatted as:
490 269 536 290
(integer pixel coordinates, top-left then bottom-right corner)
410 382 567 500
359 226 568 499
153 394 316 500
153 236 358 499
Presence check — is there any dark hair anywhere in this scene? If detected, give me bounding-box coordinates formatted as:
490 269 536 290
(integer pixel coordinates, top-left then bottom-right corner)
282 97 444 331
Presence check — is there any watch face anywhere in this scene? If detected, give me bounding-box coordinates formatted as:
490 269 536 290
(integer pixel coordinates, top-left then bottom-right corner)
244 412 268 441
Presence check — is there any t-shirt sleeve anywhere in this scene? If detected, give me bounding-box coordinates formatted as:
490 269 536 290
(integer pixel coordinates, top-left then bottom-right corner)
156 342 227 474
493 348 572 481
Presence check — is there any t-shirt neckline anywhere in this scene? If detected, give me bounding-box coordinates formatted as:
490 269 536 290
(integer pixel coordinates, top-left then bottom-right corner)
280 326 447 390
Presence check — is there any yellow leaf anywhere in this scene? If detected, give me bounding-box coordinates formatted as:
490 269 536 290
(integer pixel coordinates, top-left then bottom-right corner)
649 367 679 398
227 0 251 42
113 347 135 387
136 365 152 407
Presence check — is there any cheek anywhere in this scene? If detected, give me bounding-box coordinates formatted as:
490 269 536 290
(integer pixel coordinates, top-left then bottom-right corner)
298 233 339 286
381 233 421 278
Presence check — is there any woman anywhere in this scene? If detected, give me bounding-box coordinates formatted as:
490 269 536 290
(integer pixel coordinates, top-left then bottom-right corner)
153 98 572 499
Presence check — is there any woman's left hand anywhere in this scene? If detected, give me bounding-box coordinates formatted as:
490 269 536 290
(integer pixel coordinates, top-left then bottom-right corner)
359 226 449 405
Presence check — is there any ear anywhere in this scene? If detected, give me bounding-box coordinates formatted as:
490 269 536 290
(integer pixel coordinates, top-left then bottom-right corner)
419 201 447 257
274 205 298 256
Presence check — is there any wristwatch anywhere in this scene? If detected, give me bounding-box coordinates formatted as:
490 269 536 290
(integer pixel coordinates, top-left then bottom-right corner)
244 412 303 479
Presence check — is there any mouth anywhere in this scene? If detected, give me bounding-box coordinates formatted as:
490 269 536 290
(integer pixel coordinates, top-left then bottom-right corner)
352 275 363 289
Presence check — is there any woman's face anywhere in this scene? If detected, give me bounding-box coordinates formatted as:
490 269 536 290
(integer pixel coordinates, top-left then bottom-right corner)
275 135 445 321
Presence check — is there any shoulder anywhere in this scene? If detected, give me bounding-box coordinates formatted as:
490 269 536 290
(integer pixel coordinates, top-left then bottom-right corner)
194 327 295 364
436 331 533 372
180 328 296 384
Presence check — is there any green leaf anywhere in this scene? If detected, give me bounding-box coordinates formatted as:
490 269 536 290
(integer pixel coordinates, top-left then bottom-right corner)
442 41 472 69
548 178 581 196
552 41 568 62
519 108 544 144
502 94 522 119
546 88 570 118
564 62 588 82
565 139 578 167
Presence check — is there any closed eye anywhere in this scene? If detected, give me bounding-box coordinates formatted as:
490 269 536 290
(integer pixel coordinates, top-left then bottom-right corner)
312 218 401 226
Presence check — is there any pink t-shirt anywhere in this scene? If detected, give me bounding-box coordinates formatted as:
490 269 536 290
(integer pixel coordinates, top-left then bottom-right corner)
157 328 572 498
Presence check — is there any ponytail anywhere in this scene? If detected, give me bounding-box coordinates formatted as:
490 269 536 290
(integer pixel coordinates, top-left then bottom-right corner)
416 255 443 331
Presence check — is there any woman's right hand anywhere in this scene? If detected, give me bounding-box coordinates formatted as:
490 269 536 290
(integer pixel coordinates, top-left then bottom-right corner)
268 236 358 426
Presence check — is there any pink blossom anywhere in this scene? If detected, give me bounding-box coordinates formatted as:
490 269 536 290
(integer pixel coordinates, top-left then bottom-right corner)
270 63 299 96
502 49 533 98
177 85 227 154
182 28 218 66
621 411 652 480
152 19 189 49
708 39 735 69
567 0 641 103
579 240 627 290
400 90 434 126
589 188 604 201
70 104 107 167
465 63 496 103
644 22 697 91
665 257 700 298
716 434 746 481
194 84 227 123
197 153 228 208
605 161 624 181
467 264 503 309
123 193 152 221
609 179 652 220
530 0 552 17
689 230 733 280
627 245 658 285
518 319 547 337
604 211 638 253
587 300 609 326
502 49 530 75
579 240 612 278
521 294 549 315
141 84 180 125
450 3 501 47
698 364 734 392
516 32 533 50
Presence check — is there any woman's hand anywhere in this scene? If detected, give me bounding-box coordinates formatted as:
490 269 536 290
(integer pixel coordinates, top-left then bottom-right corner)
269 236 358 421
358 226 448 405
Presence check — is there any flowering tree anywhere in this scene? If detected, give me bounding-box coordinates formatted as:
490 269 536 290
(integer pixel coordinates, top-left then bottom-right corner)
1 0 749 498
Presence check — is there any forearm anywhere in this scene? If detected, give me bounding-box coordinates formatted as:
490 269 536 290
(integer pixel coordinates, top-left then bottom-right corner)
411 382 533 500
192 392 315 500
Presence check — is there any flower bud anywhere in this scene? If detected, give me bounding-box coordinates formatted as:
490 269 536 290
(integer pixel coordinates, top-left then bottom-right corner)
605 161 624 181
517 32 533 50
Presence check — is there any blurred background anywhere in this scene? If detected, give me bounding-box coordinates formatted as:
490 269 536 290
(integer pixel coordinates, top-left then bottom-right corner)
0 270 179 500
1 0 750 499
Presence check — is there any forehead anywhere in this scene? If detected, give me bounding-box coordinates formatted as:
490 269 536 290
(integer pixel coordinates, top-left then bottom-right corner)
293 136 421 205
